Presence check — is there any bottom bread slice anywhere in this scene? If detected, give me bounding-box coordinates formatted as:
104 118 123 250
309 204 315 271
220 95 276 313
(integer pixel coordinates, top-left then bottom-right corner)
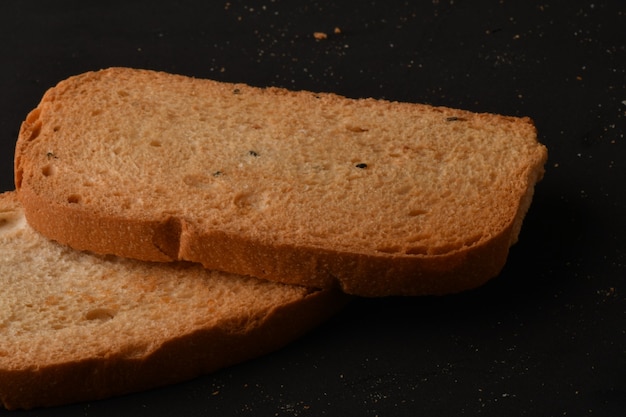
0 191 348 410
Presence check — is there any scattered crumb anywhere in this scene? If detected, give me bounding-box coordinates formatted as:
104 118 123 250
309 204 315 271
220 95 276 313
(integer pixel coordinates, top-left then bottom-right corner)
314 28 340 40
598 287 616 298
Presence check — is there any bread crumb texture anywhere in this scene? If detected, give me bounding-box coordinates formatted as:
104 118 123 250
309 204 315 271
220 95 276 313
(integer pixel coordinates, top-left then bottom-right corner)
15 68 547 295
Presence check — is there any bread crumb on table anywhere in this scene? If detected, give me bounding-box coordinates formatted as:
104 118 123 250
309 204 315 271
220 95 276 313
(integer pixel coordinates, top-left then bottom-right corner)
314 28 340 40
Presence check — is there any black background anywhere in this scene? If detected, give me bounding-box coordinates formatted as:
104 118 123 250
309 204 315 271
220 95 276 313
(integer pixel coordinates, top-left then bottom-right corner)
1 1 625 416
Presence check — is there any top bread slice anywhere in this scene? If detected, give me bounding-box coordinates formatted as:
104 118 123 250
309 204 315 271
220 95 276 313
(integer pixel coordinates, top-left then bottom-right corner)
0 191 346 410
15 67 547 296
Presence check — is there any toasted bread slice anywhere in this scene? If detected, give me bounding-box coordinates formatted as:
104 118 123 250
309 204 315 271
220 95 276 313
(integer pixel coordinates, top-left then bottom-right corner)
15 68 547 296
0 191 347 410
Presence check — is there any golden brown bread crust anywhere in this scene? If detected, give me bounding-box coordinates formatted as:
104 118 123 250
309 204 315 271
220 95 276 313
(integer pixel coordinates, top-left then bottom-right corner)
15 67 547 296
1 288 344 410
17 184 523 296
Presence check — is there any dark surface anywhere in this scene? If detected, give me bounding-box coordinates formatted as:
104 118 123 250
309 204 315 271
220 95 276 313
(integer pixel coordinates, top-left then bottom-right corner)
1 1 625 415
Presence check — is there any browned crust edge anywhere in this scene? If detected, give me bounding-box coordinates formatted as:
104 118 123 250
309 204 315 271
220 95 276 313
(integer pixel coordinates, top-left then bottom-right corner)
17 180 532 297
0 288 349 410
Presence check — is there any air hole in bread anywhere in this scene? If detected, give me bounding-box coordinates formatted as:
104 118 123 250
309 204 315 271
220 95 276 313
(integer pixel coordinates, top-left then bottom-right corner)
117 90 129 97
91 109 102 116
67 194 81 204
84 308 116 321
233 191 268 211
41 165 56 177
150 140 162 147
345 124 369 133
445 116 468 122
396 185 413 195
0 212 23 234
27 120 42 142
154 186 168 195
408 209 428 217
464 234 483 247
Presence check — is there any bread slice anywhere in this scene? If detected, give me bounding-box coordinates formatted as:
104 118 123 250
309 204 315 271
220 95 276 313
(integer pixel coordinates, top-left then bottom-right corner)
0 191 347 410
15 67 547 296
